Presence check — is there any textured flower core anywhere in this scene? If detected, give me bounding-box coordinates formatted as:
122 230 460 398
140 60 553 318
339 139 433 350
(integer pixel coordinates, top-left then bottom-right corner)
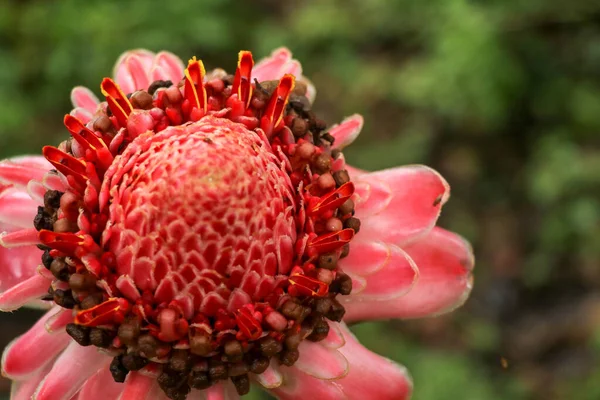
32 51 359 399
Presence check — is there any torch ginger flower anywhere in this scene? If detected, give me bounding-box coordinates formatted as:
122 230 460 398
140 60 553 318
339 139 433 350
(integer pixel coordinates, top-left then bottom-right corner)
0 48 474 400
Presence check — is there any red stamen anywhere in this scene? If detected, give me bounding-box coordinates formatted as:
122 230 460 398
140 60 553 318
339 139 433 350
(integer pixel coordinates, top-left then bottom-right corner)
100 78 133 128
74 298 131 327
260 74 295 137
42 146 88 190
63 115 113 171
288 273 329 297
235 306 263 340
39 230 84 254
232 51 254 109
184 57 207 119
306 229 355 256
308 182 355 215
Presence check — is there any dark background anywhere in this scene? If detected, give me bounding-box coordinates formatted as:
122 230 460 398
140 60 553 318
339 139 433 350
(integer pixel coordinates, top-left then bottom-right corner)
1 1 600 399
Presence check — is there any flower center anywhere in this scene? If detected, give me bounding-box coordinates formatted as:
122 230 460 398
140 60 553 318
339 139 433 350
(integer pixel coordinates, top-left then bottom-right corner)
105 117 296 313
34 51 359 399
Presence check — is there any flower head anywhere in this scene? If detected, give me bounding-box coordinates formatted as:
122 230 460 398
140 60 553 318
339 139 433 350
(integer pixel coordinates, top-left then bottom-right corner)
0 48 474 399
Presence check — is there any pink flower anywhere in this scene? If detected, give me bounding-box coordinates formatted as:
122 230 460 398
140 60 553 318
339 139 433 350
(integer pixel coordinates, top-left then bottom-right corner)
0 48 474 400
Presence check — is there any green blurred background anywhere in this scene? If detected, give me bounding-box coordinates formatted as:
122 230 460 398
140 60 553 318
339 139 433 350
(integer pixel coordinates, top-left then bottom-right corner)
1 0 600 399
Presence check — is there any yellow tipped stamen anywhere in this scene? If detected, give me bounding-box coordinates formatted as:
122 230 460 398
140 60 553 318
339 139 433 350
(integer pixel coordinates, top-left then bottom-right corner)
64 115 108 152
273 74 295 127
233 51 254 108
184 56 207 112
100 78 133 127
261 74 295 135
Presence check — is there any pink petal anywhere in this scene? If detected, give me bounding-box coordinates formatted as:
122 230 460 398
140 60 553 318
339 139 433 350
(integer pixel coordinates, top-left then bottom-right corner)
152 51 185 84
27 179 48 203
2 308 71 378
320 320 346 350
0 272 50 311
149 65 172 83
10 363 53 400
335 324 412 399
351 176 392 218
345 272 367 295
113 49 155 94
355 165 450 246
0 158 51 188
280 59 302 77
269 324 412 400
70 107 94 124
345 243 418 300
271 371 344 399
345 164 367 178
340 240 391 276
78 365 125 400
143 385 172 400
70 86 100 112
252 48 317 102
255 363 283 389
34 342 110 400
0 244 41 293
45 307 74 333
43 171 69 192
329 114 363 149
343 227 474 322
122 55 151 94
0 187 39 229
4 155 52 170
0 185 40 293
0 228 40 248
293 340 348 380
205 381 240 400
252 47 292 82
118 372 155 400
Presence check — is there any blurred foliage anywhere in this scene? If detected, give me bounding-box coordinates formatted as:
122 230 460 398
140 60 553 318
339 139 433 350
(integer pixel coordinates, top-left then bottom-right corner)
1 0 600 399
